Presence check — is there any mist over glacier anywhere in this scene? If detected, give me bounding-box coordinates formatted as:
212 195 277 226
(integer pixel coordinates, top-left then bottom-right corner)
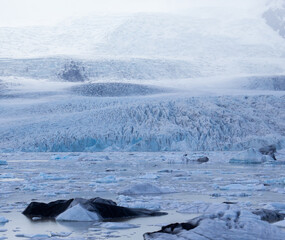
0 0 284 152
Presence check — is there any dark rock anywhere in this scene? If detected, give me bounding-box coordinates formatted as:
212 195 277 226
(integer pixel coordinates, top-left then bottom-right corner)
252 209 284 223
197 157 209 163
259 145 277 160
22 199 73 218
58 61 88 82
144 222 198 236
263 5 285 39
223 201 237 205
23 197 167 221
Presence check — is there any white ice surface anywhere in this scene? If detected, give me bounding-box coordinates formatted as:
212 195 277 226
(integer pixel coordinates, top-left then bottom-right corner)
101 222 139 230
274 220 285 228
229 148 268 164
0 217 8 224
0 161 7 165
56 204 101 222
119 183 166 195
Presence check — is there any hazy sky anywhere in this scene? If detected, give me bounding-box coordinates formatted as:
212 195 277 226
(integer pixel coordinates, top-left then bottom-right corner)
0 0 266 27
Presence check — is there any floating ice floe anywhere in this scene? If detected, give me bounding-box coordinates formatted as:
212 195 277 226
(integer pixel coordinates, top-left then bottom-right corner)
0 160 7 165
101 222 140 229
229 148 271 164
23 184 40 192
0 217 9 224
139 173 160 180
118 195 161 211
34 173 68 181
15 233 50 238
274 220 285 228
96 175 117 183
264 177 285 185
50 154 80 161
215 183 266 191
0 173 14 178
50 232 72 237
144 204 285 240
119 183 167 195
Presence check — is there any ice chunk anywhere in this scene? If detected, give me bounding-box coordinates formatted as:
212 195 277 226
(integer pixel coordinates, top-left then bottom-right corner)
0 160 7 165
265 202 285 211
216 183 265 191
274 220 285 228
34 172 68 181
119 183 165 195
56 204 101 222
0 217 8 224
229 148 267 164
101 222 139 229
0 173 14 178
50 154 79 160
50 232 72 237
264 178 285 185
23 184 39 191
96 175 117 183
139 173 159 180
118 197 161 211
177 202 211 214
15 233 50 238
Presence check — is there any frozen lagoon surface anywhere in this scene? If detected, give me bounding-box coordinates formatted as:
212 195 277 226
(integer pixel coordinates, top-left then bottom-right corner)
1 151 285 240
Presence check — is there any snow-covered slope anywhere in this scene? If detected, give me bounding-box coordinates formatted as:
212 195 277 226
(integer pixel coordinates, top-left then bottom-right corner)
1 4 285 78
0 15 128 58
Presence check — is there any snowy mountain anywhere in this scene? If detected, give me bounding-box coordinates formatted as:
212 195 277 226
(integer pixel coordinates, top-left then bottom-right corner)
1 8 285 78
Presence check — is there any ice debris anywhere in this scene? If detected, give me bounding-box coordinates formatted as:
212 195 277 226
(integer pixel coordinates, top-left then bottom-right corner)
119 183 165 195
144 204 285 240
96 175 117 183
0 217 8 224
0 160 7 165
101 222 140 229
229 148 270 164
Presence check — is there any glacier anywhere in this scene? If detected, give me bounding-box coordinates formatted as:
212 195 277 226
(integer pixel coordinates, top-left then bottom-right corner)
0 90 284 152
0 1 284 153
